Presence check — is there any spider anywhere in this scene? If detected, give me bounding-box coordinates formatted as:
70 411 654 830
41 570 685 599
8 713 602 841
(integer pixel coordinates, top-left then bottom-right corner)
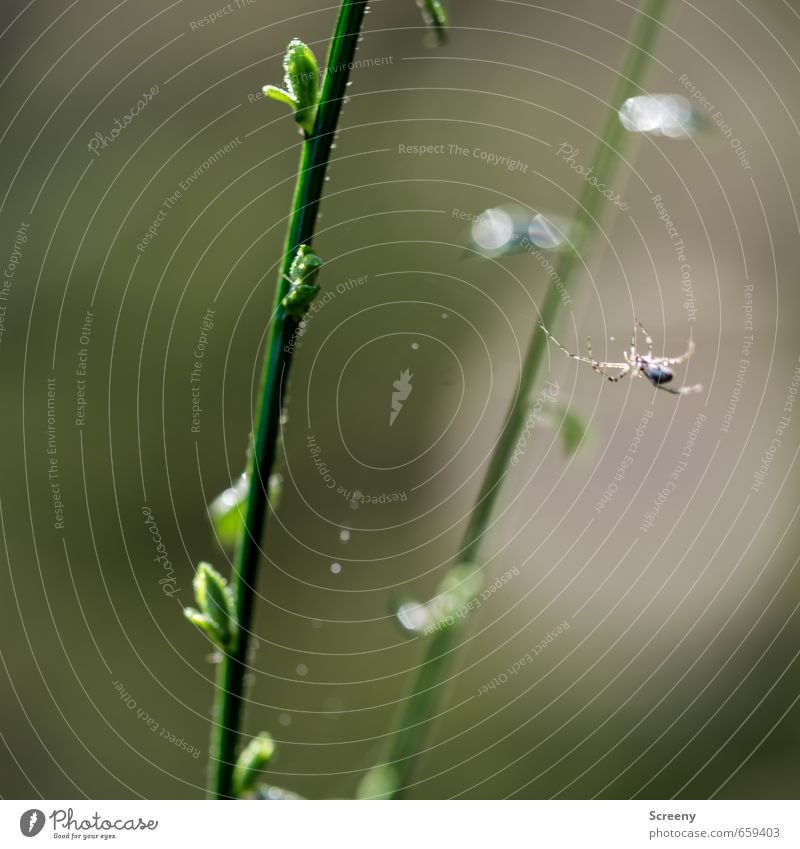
539 319 703 395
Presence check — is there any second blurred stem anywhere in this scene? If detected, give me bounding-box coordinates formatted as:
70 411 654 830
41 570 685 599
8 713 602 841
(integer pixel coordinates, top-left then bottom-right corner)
362 0 673 799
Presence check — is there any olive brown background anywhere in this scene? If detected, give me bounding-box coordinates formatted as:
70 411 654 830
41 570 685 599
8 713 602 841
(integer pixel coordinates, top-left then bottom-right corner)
1 0 799 799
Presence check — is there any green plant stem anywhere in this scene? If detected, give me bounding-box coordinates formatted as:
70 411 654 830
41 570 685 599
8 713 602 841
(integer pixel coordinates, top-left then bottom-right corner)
378 0 672 799
208 0 368 800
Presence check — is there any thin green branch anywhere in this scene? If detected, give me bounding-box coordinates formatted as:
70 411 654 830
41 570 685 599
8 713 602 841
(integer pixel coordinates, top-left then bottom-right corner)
368 0 673 799
207 0 368 800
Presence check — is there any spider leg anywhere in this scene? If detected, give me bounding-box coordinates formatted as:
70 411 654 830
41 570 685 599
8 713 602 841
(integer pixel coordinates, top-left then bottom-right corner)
589 339 630 378
587 336 609 375
540 323 629 379
635 319 654 357
605 363 631 382
655 381 703 395
540 323 602 367
584 337 629 373
665 338 695 365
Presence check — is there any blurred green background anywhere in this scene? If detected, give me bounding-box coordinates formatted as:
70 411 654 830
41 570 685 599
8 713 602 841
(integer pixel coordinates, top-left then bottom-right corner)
1 0 799 799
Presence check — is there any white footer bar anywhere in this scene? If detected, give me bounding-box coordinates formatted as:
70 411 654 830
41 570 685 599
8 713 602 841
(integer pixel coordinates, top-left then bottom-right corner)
2 799 796 848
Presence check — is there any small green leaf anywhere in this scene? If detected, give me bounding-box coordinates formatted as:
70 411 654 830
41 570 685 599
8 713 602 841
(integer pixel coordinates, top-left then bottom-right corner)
394 599 433 635
554 406 588 455
427 561 482 628
284 39 319 134
394 562 483 636
262 85 298 109
268 473 283 511
263 40 320 135
254 785 304 800
209 475 248 549
438 561 482 604
183 606 225 647
356 764 399 799
418 0 448 46
209 472 283 548
288 244 323 285
191 562 237 650
282 245 323 319
282 283 320 319
233 733 276 797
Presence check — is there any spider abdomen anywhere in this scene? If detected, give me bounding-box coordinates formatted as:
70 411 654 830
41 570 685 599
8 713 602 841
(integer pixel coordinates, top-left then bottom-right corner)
643 363 673 384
